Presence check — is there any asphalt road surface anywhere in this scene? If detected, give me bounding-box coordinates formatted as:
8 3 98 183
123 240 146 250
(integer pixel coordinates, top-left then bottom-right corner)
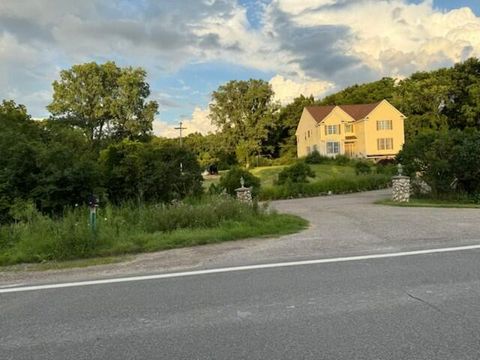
2 247 480 359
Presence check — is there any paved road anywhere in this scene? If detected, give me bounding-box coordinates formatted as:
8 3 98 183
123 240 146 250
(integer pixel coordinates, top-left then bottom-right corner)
2 248 480 359
2 189 480 286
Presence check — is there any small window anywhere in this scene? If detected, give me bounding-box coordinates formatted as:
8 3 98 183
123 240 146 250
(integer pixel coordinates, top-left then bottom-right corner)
345 124 353 133
313 144 318 152
306 146 311 154
377 120 393 130
326 142 340 154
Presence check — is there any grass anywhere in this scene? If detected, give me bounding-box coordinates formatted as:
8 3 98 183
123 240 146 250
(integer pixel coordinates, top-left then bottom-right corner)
251 164 356 186
376 198 480 209
260 174 390 200
0 196 308 267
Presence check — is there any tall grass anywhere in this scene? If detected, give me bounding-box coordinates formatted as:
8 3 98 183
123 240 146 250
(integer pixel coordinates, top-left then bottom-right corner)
0 196 307 266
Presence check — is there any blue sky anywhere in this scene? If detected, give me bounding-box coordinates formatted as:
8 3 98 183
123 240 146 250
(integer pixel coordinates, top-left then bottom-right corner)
0 0 479 136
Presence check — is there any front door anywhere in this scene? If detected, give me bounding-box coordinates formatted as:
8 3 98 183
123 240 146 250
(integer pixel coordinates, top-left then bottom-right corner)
345 143 354 157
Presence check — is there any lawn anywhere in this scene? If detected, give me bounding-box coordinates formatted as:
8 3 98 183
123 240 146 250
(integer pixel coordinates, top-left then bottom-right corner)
202 163 390 200
251 164 356 186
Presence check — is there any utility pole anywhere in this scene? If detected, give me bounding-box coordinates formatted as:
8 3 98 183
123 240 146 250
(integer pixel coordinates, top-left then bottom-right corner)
174 121 187 175
174 121 187 146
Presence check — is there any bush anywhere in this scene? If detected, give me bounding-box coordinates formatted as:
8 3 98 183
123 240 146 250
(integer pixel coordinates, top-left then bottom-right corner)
219 167 261 197
277 162 315 185
398 129 480 196
333 155 351 165
355 161 372 175
100 140 203 204
305 150 329 164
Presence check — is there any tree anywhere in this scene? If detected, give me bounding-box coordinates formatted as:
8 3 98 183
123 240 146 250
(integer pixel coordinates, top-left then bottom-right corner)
320 77 396 105
47 61 158 146
209 79 278 166
100 140 203 204
397 129 480 196
276 95 315 158
0 101 42 222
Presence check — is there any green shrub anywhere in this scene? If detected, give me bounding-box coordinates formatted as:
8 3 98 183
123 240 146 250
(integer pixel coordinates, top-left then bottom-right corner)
376 163 397 176
305 150 329 164
333 155 351 165
219 167 261 197
398 129 480 196
277 162 315 185
355 161 372 175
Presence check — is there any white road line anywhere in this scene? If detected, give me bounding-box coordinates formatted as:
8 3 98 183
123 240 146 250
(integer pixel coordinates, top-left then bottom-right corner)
0 283 25 289
1 244 480 294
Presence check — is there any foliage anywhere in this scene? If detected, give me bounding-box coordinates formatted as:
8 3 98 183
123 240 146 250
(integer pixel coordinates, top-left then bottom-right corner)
332 155 351 165
0 197 307 266
100 140 203 204
277 162 315 185
275 95 315 158
47 61 158 145
355 161 372 175
209 79 279 166
0 101 100 220
218 167 261 197
305 150 329 164
183 132 236 170
397 129 480 196
320 77 396 105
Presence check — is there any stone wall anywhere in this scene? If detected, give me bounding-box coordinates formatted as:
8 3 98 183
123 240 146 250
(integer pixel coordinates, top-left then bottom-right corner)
392 176 410 202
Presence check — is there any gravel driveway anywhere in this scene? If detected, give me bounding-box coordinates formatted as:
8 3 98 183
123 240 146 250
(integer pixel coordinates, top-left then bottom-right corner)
1 189 479 286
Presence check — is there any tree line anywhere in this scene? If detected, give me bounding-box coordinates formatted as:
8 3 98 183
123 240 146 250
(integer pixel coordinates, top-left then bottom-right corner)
2 58 480 223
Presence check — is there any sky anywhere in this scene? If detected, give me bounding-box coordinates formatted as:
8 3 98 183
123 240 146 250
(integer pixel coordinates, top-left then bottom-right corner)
1 0 480 137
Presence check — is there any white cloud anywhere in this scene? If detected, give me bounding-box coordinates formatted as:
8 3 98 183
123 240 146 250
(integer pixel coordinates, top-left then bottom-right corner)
267 0 480 80
269 75 333 104
153 107 217 138
1 0 480 118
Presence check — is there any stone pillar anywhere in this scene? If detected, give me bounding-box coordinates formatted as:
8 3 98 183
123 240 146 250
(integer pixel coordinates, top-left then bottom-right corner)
235 176 253 204
392 176 411 202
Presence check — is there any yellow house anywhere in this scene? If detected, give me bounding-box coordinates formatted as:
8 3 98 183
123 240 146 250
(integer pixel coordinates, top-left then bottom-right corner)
295 99 405 160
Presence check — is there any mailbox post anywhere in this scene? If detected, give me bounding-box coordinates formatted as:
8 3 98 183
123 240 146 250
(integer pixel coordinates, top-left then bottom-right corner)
88 195 99 232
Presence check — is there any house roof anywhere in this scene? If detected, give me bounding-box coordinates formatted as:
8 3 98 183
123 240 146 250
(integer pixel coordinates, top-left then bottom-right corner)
305 101 383 123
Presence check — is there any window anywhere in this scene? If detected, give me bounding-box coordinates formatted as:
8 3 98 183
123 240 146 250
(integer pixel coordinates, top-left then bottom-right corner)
326 142 340 154
377 120 393 130
313 144 318 152
377 138 393 150
325 125 340 135
306 146 311 154
345 124 353 133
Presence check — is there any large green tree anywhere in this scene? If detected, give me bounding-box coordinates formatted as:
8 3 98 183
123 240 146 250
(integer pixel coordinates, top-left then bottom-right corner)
209 79 279 166
100 140 203 204
47 61 158 146
275 95 315 158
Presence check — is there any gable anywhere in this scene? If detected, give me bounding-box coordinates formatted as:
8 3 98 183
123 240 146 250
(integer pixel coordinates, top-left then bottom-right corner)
295 108 318 135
